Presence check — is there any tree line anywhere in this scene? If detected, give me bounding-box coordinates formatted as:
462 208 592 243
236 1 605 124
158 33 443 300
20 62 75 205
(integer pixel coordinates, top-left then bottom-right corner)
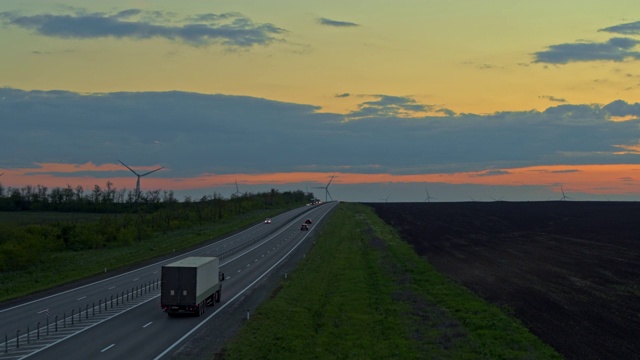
0 181 313 271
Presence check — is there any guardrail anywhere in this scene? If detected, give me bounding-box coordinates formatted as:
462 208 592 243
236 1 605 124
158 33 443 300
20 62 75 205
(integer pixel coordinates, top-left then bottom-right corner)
1 279 159 358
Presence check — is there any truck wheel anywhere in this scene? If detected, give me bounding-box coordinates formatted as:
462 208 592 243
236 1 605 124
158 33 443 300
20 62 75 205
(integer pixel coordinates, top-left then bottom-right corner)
216 289 222 303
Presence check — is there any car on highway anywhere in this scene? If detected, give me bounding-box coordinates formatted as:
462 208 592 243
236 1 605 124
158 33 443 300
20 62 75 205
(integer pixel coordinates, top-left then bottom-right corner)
300 224 309 231
264 218 272 224
304 218 312 224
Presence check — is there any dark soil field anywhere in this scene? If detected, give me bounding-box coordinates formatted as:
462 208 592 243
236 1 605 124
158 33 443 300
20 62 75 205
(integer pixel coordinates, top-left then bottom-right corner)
367 201 640 360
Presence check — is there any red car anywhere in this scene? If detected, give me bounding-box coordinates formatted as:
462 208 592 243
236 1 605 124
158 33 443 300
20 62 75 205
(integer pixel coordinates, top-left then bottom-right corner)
304 219 313 224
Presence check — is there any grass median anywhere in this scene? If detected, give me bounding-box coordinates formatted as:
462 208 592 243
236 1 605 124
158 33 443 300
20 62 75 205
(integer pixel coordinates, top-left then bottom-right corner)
219 203 562 359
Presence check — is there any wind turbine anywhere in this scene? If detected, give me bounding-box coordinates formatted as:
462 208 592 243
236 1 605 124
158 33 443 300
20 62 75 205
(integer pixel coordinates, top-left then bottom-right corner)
560 186 570 201
233 180 243 197
425 187 435 202
118 160 164 202
314 176 334 202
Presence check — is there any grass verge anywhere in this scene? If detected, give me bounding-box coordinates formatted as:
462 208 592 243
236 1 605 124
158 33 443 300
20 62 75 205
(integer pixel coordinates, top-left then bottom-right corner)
219 203 562 359
0 208 287 303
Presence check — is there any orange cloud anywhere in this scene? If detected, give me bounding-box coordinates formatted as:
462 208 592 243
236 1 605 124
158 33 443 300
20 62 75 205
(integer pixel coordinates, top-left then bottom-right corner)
1 163 639 196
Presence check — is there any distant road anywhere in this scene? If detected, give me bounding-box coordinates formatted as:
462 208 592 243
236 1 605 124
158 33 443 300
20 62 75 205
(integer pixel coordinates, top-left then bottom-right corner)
0 202 337 360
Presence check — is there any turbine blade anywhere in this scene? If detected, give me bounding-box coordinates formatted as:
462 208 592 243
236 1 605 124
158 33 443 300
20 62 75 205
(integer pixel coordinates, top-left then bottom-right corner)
140 167 164 177
118 160 140 176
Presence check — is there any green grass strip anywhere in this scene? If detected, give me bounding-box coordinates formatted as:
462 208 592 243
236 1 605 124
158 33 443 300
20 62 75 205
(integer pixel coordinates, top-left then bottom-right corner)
221 203 562 359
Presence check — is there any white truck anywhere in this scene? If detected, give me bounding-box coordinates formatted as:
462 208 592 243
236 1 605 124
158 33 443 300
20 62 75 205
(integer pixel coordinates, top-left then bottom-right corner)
160 256 225 316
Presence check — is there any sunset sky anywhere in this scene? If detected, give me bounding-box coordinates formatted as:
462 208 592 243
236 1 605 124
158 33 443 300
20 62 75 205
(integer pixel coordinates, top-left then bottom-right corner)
2 1 640 202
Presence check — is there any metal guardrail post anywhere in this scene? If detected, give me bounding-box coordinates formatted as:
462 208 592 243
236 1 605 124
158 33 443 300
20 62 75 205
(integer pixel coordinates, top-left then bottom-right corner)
16 330 19 349
27 326 30 344
71 310 74 325
55 316 58 332
37 322 40 340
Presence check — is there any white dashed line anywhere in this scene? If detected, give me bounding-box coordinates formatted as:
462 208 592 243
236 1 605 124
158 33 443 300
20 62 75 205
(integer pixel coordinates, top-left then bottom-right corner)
101 344 115 352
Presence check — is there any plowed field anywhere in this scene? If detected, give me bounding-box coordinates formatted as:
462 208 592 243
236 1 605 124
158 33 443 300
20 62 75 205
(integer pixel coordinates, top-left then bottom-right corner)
368 201 640 360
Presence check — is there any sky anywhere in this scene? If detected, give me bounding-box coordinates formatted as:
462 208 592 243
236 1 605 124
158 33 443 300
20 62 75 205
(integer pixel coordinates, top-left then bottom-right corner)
2 1 640 202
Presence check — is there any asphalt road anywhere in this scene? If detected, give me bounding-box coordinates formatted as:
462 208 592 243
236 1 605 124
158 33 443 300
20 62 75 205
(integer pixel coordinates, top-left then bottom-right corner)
0 202 337 360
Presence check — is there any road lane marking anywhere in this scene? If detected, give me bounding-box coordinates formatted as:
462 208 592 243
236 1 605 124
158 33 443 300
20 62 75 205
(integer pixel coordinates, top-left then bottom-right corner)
152 212 328 360
37 309 49 314
143 322 153 328
77 296 87 301
101 344 115 352
133 278 139 281
108 286 116 290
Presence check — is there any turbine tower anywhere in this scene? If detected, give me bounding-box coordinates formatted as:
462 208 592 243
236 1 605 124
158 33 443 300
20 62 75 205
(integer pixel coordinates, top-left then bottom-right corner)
118 160 164 202
560 186 570 201
314 176 334 202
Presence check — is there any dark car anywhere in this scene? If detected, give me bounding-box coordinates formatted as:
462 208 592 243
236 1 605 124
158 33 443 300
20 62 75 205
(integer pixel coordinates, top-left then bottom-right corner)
300 224 309 231
304 219 312 224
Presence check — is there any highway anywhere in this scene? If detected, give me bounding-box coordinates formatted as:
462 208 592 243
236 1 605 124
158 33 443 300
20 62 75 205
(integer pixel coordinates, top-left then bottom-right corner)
0 202 337 360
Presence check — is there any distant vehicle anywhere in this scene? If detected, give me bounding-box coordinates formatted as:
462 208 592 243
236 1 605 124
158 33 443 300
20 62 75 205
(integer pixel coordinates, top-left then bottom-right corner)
264 218 272 224
300 224 309 231
304 219 313 224
161 256 224 316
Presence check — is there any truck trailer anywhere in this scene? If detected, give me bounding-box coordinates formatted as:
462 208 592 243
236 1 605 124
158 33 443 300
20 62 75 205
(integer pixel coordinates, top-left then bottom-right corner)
161 256 225 316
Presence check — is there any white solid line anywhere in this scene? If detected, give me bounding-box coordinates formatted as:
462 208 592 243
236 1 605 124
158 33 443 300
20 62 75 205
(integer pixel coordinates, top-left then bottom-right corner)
77 296 86 301
108 286 116 290
37 309 49 314
143 322 153 328
133 278 139 281
152 206 333 360
101 344 115 352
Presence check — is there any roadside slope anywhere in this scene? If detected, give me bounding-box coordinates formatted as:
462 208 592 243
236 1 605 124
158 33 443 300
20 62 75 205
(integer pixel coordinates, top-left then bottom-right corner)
218 203 560 359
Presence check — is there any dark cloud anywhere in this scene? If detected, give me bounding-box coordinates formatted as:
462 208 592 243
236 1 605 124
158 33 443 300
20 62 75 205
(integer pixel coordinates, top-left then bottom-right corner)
539 95 567 103
0 9 286 47
473 170 511 177
1 88 639 177
335 93 350 98
533 37 640 64
318 18 359 27
599 21 640 35
346 95 442 120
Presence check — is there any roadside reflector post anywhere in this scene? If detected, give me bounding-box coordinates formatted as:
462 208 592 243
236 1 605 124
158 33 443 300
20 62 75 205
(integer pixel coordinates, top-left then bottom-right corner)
37 322 40 340
55 316 58 332
5 333 8 353
284 272 287 279
71 309 74 325
86 305 89 319
27 326 29 344
246 309 250 320
16 330 19 349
